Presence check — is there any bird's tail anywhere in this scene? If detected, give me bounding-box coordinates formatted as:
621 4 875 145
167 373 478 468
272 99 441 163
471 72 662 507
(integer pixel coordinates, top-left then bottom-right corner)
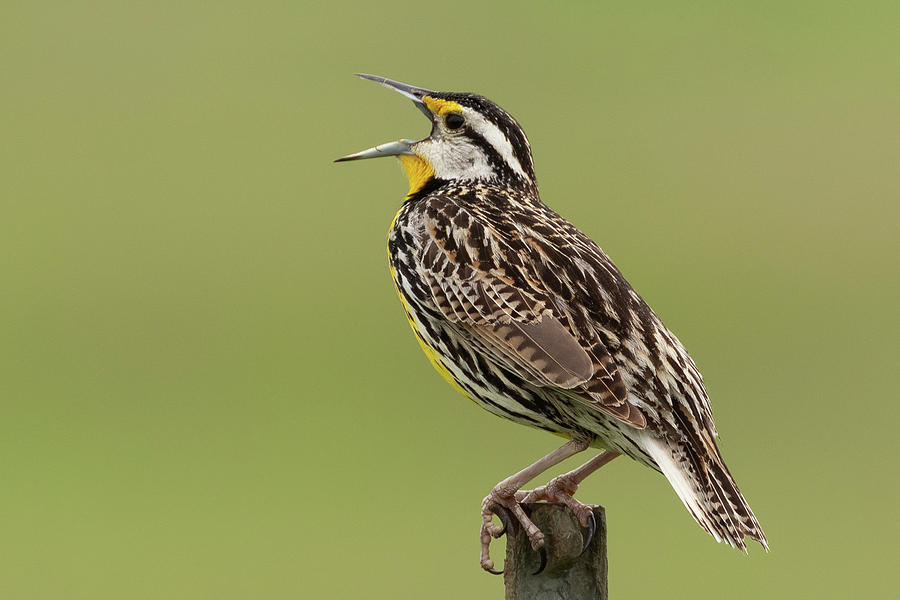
641 433 769 551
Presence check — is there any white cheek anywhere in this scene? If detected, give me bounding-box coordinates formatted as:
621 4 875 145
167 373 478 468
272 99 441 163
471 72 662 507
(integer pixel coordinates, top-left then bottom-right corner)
421 139 494 181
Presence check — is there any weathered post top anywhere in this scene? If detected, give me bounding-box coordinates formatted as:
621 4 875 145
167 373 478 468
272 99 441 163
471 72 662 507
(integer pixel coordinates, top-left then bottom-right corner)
503 504 607 600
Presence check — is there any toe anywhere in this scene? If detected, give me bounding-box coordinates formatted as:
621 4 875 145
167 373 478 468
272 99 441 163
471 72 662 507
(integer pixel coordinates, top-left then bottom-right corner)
486 523 504 538
576 506 592 528
528 528 545 551
481 555 502 574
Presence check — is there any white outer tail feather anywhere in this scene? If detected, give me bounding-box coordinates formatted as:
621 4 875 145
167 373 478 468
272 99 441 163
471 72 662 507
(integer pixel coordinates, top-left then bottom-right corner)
640 432 768 551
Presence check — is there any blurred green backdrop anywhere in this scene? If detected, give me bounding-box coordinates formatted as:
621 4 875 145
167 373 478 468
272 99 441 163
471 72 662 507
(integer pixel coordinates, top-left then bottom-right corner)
2 1 898 598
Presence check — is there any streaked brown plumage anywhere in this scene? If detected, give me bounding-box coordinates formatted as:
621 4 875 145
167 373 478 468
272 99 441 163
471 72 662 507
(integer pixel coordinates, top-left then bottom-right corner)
337 74 768 572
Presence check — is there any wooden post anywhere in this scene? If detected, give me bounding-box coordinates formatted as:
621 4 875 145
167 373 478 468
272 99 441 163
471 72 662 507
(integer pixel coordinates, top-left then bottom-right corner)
503 503 607 600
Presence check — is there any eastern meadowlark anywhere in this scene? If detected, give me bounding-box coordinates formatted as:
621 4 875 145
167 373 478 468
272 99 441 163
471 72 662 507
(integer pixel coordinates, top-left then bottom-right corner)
336 74 768 572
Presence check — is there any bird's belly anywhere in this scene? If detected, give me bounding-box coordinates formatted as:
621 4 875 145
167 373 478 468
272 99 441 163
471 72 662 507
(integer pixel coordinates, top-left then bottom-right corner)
388 247 657 465
391 274 564 432
400 294 660 466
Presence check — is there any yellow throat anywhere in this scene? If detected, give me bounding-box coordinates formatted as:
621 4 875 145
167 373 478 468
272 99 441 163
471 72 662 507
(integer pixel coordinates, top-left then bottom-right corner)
398 154 434 197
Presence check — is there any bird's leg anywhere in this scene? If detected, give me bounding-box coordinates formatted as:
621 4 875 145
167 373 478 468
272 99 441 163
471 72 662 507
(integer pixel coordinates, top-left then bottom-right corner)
520 450 621 527
480 437 590 573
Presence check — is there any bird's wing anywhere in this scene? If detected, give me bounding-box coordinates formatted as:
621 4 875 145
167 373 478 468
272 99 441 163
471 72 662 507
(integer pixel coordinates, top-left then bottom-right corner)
420 201 646 429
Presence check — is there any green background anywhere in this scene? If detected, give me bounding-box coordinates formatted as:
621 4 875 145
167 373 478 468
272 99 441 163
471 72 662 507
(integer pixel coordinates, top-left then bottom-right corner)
2 1 898 598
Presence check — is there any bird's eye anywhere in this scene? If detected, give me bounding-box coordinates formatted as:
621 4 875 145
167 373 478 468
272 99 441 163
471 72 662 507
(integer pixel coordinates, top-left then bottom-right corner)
445 113 465 130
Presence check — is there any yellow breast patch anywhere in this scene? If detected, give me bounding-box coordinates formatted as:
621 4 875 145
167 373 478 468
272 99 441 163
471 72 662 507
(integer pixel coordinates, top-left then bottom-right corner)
387 256 473 402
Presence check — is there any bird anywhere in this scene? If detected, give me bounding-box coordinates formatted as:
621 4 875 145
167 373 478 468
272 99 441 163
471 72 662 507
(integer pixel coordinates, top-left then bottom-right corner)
336 73 768 573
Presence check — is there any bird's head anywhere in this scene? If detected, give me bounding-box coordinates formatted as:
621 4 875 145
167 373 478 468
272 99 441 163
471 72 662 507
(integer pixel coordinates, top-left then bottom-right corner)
336 74 537 197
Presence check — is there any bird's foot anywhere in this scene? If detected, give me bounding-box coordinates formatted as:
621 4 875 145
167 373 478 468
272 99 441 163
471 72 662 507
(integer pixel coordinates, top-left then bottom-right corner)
480 485 545 574
520 474 593 528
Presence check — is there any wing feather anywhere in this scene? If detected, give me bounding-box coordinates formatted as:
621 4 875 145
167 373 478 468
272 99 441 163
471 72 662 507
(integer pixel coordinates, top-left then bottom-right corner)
420 202 646 428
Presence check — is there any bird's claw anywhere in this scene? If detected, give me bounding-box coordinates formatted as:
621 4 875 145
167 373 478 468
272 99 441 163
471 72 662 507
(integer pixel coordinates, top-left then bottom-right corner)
533 546 548 575
480 490 546 574
480 482 597 575
491 504 517 538
527 509 592 576
581 511 596 554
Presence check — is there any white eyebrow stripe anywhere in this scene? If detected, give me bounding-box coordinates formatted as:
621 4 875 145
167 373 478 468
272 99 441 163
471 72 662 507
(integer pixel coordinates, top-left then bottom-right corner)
470 114 528 179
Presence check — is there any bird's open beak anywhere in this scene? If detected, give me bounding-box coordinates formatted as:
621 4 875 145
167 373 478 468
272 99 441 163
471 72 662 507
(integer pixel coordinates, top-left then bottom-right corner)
334 74 435 163
333 139 416 162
